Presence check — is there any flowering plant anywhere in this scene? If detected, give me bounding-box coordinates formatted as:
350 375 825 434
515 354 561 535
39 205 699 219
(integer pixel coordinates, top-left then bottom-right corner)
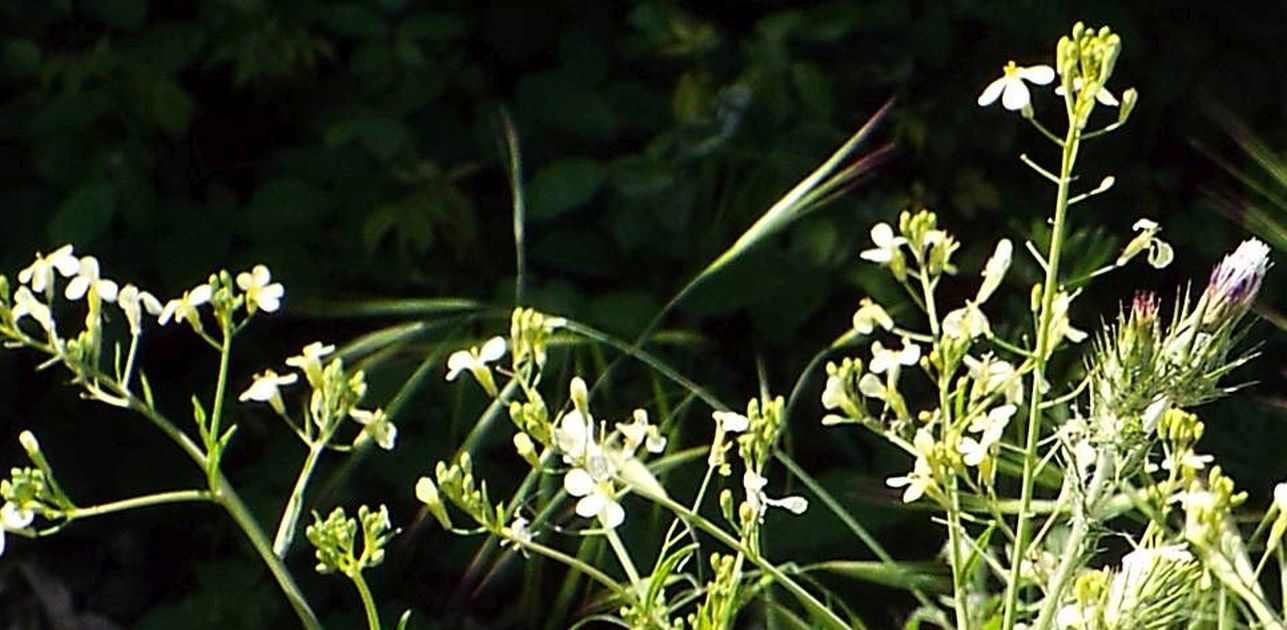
0 21 1280 630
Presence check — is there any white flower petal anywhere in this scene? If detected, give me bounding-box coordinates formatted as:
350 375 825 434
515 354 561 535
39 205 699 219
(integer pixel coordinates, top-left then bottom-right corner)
1001 79 1032 111
564 468 595 497
600 499 625 529
479 336 507 362
1018 65 1055 84
977 76 1007 106
575 493 604 519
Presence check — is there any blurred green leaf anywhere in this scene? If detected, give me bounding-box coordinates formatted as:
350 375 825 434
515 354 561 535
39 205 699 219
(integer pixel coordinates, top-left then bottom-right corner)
49 181 115 244
399 11 467 42
528 158 605 222
314 3 388 40
2 38 41 78
325 115 411 160
84 0 147 30
151 80 195 136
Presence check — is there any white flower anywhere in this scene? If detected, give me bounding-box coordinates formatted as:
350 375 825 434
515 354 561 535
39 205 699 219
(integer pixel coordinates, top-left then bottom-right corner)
18 245 79 293
858 373 888 400
11 286 54 334
285 342 336 388
1055 77 1120 106
239 369 298 414
852 298 894 335
943 304 991 340
1160 449 1213 472
859 223 906 264
887 457 933 503
978 61 1056 111
869 340 920 374
1275 483 1287 514
351 408 397 450
959 405 1015 467
712 411 749 433
1049 292 1087 344
158 282 213 327
64 256 119 303
236 264 285 313
445 336 507 380
1117 218 1173 269
1 502 33 530
886 430 936 503
742 470 809 519
555 409 595 463
564 467 624 529
503 516 534 549
977 239 1013 303
117 284 163 336
617 409 666 456
964 354 1023 405
821 375 846 410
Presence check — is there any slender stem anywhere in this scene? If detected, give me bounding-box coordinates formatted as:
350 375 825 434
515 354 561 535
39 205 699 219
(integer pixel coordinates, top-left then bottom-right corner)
209 320 234 443
121 333 141 391
214 473 323 630
511 533 631 599
648 493 849 629
604 527 642 590
274 443 326 557
66 489 212 520
1002 119 1082 630
350 569 383 630
1032 448 1113 630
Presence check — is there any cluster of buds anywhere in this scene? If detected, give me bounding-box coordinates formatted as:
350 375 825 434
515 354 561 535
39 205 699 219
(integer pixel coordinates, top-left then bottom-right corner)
686 552 740 629
416 453 500 532
305 504 394 577
1056 23 1136 127
861 208 960 282
509 307 566 374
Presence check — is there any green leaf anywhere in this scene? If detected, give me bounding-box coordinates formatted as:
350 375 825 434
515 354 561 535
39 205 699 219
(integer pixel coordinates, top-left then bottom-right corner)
399 11 467 41
2 38 41 78
49 182 116 244
151 80 195 136
84 0 146 30
527 158 604 222
324 115 411 160
314 3 388 40
239 178 330 239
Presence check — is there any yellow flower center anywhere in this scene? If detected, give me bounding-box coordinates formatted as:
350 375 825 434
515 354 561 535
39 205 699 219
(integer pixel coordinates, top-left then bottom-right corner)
1002 60 1020 77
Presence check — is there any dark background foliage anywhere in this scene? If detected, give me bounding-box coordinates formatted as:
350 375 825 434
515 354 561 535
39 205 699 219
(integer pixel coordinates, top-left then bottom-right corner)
0 0 1283 627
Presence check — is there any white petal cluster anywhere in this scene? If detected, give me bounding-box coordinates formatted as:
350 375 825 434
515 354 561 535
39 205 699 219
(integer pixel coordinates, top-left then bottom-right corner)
978 61 1056 111
236 265 285 313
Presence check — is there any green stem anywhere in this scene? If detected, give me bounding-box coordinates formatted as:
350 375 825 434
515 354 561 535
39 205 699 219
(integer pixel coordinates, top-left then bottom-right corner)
1002 120 1082 630
604 527 642 590
1032 448 1114 630
209 320 234 444
66 489 212 520
274 442 326 557
214 473 322 630
649 493 849 629
351 569 383 630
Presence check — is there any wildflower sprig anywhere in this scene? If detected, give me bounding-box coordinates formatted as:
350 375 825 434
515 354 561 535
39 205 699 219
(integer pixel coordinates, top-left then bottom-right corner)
305 505 396 630
0 246 378 629
820 21 1278 630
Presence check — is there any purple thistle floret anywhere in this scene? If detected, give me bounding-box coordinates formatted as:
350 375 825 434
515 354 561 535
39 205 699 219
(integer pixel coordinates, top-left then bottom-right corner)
1203 238 1270 324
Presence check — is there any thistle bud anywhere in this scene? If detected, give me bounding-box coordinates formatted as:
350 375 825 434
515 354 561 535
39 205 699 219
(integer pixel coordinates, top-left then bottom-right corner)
1201 238 1270 328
